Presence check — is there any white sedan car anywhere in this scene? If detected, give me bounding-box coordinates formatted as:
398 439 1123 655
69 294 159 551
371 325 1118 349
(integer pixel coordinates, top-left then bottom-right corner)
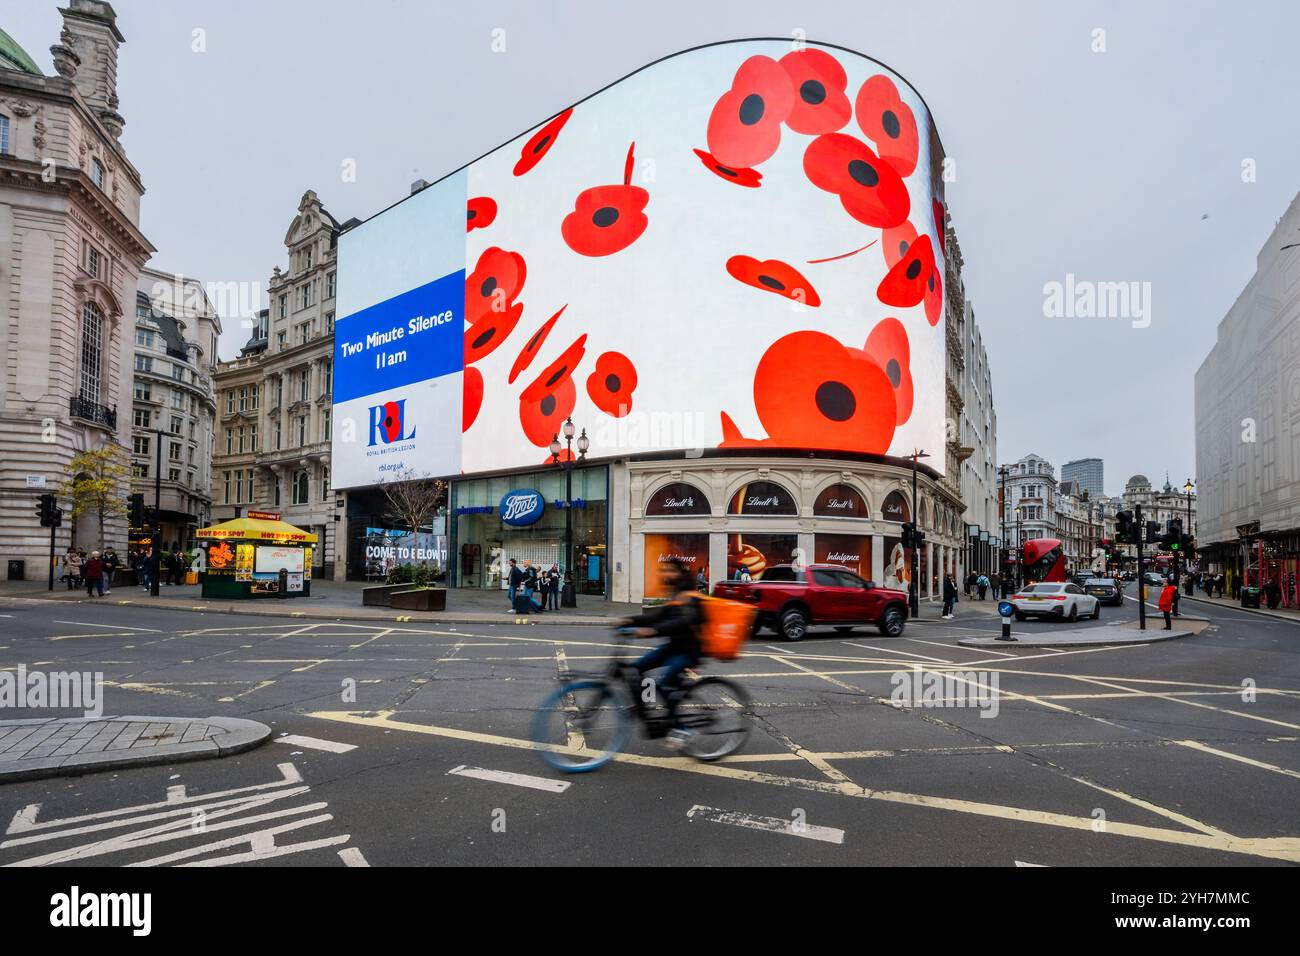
1009 582 1101 622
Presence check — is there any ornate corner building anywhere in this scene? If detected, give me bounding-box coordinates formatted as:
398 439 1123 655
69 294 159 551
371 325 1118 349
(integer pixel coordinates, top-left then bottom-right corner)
210 190 344 577
0 2 156 578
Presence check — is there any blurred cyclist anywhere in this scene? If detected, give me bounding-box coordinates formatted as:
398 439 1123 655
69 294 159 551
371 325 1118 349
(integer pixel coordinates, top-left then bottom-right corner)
618 558 703 748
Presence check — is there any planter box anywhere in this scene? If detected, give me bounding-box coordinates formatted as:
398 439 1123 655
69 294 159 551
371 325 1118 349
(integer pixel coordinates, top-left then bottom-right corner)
389 588 447 612
362 584 417 607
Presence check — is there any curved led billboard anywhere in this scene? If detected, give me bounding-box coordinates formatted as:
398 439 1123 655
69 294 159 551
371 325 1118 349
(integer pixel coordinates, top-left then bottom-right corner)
332 39 948 489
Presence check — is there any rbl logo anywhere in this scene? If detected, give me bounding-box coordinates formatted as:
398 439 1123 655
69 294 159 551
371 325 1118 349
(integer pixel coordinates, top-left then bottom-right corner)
368 399 416 446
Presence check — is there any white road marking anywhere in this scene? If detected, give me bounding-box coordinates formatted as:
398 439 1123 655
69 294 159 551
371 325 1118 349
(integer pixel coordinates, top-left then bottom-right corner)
686 805 844 844
447 764 570 793
274 734 357 754
338 846 370 867
52 621 162 632
1015 860 1047 867
842 641 951 662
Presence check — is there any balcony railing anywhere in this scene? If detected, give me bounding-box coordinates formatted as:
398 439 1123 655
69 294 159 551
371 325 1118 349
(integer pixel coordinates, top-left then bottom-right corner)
69 395 117 429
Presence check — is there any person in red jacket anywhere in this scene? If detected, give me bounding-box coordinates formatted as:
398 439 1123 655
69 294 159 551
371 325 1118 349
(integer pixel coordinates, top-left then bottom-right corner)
1158 579 1177 630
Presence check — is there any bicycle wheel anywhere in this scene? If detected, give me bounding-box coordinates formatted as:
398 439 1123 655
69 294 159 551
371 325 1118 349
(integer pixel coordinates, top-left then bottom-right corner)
530 678 632 773
675 677 752 761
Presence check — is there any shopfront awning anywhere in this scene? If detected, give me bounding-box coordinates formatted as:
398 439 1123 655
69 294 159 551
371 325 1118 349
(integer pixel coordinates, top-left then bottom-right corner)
196 517 317 543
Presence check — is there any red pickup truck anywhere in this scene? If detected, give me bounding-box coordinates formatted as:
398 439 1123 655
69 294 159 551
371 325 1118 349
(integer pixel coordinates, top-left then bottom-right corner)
713 564 909 641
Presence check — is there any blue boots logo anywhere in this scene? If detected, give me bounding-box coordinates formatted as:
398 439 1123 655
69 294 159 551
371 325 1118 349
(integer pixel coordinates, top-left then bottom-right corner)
499 489 545 526
368 399 416 446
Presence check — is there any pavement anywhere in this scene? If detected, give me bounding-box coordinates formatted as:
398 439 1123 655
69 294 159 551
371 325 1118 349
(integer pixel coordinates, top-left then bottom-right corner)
0 577 641 625
0 715 271 782
958 617 1209 648
1183 591 1300 624
0 591 1296 866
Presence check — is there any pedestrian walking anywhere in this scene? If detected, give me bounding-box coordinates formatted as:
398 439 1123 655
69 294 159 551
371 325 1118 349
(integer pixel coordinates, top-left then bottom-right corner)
697 567 708 593
546 564 561 610
102 547 119 594
522 560 540 612
1216 574 1225 599
964 572 975 598
1158 580 1177 630
976 573 989 601
83 551 104 597
942 573 958 619
140 547 154 592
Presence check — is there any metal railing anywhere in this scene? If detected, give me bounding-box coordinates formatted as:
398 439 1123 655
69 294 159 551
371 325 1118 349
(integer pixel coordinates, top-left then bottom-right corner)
69 395 117 428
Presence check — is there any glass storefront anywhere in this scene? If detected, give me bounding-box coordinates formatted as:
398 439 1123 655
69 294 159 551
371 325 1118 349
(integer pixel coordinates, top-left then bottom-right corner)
452 465 608 595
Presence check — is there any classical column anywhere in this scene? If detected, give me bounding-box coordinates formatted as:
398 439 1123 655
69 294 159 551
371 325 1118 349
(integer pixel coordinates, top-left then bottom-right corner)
871 534 884 584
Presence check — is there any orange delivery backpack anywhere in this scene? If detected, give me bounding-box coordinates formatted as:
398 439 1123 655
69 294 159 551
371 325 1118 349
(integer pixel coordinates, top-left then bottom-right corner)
694 594 756 661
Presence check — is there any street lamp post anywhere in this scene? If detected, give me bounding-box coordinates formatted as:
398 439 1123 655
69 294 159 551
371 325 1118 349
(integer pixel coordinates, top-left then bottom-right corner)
1184 478 1195 585
999 465 1008 589
147 427 180 598
909 449 930 617
549 418 589 608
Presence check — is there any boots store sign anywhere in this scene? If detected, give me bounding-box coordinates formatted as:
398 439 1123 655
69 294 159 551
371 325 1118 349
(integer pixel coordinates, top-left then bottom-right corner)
500 489 545 526
331 40 948 490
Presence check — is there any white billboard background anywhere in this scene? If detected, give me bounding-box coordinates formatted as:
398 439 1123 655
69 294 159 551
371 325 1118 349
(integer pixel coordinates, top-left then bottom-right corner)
334 40 946 487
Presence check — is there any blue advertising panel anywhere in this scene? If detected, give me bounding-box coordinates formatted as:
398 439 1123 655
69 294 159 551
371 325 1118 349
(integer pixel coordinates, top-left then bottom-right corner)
332 272 463 405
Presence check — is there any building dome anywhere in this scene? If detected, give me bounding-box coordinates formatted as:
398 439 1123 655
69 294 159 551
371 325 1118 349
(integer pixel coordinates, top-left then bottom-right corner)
1125 474 1150 490
0 28 42 76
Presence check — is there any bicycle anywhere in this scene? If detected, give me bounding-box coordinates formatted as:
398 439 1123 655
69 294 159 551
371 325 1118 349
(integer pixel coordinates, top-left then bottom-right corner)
530 628 753 772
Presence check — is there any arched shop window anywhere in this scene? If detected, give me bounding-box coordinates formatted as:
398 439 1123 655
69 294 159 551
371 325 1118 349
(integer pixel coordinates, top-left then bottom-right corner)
645 481 710 516
813 483 867 519
881 490 910 523
728 480 797 516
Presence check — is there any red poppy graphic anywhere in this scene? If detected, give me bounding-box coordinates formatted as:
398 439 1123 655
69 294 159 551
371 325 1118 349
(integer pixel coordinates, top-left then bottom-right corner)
465 246 527 354
692 148 762 188
864 318 913 425
778 48 851 135
877 232 935 309
803 133 910 228
718 412 769 448
855 75 919 178
513 108 573 177
466 196 497 232
547 448 578 464
519 376 577 447
725 255 821 307
561 143 650 257
509 305 566 385
520 334 587 404
933 198 946 254
463 365 484 432
719 331 896 454
586 351 638 417
923 263 944 326
378 401 403 443
706 55 794 169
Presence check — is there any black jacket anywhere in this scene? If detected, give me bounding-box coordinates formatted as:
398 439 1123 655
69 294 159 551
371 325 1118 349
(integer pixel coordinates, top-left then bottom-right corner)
943 578 958 600
508 565 525 587
629 596 703 661
525 566 540 589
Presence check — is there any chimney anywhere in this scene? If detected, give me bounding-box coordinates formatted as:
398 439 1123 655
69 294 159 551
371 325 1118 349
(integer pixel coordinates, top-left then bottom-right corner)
57 1 126 138
411 179 429 195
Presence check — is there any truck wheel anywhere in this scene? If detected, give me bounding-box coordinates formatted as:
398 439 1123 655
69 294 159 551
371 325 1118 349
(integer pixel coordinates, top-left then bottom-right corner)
780 608 808 642
877 607 905 637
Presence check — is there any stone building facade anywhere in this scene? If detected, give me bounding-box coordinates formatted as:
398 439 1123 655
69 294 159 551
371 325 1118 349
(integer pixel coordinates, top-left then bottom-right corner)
0 3 155 578
210 191 343 576
129 267 221 552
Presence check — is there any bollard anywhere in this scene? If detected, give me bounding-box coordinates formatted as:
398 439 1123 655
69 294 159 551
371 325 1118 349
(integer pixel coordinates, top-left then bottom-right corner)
278 567 288 599
996 599 1017 641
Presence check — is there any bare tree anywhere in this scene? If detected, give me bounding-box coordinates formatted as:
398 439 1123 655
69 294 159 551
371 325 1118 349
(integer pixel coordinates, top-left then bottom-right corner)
381 469 447 544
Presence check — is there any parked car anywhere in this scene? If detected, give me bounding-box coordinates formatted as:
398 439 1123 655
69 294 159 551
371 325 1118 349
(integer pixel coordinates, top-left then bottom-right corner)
1071 570 1099 587
712 563 909 641
1082 576 1124 606
1008 582 1101 622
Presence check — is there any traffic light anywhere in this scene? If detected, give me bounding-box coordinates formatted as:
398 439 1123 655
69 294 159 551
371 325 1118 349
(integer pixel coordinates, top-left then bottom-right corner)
129 493 145 527
1115 511 1133 544
1146 520 1161 544
35 493 56 527
901 522 915 548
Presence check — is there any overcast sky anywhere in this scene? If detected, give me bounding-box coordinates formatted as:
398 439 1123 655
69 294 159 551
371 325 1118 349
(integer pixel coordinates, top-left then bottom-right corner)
10 0 1299 497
